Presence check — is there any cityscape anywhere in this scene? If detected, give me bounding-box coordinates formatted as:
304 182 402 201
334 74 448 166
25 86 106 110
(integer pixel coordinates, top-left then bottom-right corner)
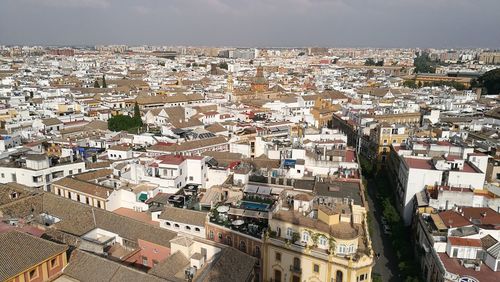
1 2 500 282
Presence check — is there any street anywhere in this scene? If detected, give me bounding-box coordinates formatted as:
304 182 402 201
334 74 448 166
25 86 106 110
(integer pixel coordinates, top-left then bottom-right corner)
366 181 401 282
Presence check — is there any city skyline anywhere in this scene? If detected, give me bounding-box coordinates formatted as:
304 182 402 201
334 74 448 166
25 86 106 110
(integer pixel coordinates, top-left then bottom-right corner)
1 0 500 48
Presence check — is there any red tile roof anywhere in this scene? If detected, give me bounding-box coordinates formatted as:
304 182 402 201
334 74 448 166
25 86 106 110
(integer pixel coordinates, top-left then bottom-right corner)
461 207 500 227
438 253 497 282
438 210 471 228
448 237 482 247
404 157 433 170
157 155 185 165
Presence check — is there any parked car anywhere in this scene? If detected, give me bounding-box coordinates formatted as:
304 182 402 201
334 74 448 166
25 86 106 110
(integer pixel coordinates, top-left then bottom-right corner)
383 225 392 235
381 217 388 225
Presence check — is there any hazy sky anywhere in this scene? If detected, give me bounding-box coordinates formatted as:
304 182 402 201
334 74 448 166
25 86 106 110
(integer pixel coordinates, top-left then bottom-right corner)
1 0 499 48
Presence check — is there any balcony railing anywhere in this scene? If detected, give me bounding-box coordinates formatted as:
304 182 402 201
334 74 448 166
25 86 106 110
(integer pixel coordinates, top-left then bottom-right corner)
289 265 302 274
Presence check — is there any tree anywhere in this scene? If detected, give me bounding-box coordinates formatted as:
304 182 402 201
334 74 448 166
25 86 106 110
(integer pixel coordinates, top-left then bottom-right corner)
218 62 228 70
403 80 417 89
414 52 436 73
93 79 100 88
365 58 376 66
108 113 142 132
476 68 500 94
133 102 143 127
102 74 107 88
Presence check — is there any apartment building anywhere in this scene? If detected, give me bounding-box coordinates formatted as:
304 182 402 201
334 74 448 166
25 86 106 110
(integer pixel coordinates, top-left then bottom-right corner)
0 151 86 192
264 183 373 282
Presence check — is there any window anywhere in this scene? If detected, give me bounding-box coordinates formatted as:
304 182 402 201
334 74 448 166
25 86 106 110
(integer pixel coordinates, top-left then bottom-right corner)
166 222 171 226
142 256 148 266
29 268 39 281
313 264 320 273
69 170 73 175
152 260 159 267
239 240 246 252
293 257 301 270
338 244 346 254
274 270 282 282
209 230 214 239
50 257 58 269
195 227 200 232
358 274 367 281
254 246 261 257
275 252 281 262
77 194 80 202
319 236 327 247
336 270 344 282
78 169 82 173
286 227 293 239
218 232 223 241
86 197 90 205
174 224 180 229
189 176 193 181
302 231 309 243
1 173 4 178
97 201 102 208
185 226 191 231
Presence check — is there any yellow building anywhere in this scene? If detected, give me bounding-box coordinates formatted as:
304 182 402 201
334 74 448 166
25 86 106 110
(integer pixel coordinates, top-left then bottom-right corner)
52 177 111 209
369 123 409 163
264 189 374 282
310 97 341 128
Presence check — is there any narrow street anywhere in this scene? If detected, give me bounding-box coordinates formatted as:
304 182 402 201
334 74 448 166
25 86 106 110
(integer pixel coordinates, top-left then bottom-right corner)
366 181 401 282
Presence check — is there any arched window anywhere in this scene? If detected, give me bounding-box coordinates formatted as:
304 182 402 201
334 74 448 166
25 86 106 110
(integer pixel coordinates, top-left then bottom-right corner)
185 226 191 231
319 236 327 247
195 227 200 232
338 244 346 254
209 230 214 239
336 270 343 282
174 223 180 229
254 246 261 257
239 240 247 253
165 222 171 226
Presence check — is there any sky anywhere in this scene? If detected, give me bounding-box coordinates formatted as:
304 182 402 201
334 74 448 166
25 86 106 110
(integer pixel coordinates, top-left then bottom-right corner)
1 0 499 48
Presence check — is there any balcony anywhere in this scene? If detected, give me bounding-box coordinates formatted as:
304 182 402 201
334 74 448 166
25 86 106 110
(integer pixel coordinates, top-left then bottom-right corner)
289 265 302 274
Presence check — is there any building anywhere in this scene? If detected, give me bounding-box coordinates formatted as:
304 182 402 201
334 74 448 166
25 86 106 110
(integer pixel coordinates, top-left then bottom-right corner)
158 206 207 238
0 152 86 192
369 123 409 163
413 207 500 282
263 183 374 282
0 230 68 282
251 65 269 93
52 176 112 209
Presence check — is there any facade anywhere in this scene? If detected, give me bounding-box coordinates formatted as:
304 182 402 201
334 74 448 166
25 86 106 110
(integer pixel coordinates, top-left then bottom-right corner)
0 153 86 192
52 177 112 209
369 123 409 164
